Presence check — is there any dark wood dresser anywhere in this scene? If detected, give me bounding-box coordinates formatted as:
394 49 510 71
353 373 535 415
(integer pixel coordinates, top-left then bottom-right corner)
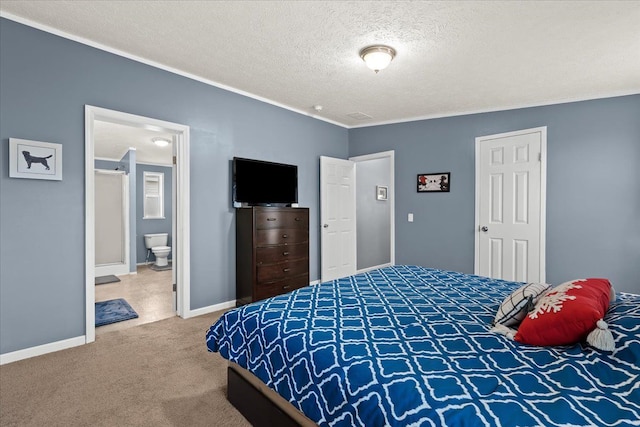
236 207 309 305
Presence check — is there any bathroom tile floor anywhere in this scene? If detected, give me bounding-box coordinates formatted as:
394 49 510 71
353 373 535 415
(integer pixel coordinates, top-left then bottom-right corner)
95 264 174 336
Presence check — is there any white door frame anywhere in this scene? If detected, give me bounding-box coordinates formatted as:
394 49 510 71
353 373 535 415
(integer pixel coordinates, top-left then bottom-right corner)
85 105 191 344
349 150 395 272
171 144 178 312
474 126 547 282
94 169 130 277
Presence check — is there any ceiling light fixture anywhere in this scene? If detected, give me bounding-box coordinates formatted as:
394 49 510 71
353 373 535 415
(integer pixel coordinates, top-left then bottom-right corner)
359 45 396 73
152 137 170 147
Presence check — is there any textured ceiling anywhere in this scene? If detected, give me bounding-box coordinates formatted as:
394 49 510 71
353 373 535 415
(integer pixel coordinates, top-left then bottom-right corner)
1 1 639 128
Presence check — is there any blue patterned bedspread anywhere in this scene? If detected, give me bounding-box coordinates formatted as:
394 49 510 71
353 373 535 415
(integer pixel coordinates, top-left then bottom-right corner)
206 265 640 426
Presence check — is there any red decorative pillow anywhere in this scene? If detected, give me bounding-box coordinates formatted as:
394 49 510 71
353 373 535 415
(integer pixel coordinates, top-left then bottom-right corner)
514 278 614 350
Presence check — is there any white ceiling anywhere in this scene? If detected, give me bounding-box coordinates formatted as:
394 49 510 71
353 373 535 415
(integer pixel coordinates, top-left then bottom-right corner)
1 1 639 128
94 121 174 165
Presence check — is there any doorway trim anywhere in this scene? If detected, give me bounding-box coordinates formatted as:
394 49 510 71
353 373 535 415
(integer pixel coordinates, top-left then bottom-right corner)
474 126 547 281
85 105 191 344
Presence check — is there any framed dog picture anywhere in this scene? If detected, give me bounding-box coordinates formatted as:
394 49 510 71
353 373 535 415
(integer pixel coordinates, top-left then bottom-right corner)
417 172 450 193
9 138 62 181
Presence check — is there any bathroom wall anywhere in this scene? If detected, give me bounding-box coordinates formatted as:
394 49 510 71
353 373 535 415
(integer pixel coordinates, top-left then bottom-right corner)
94 159 170 266
95 159 126 172
136 163 173 264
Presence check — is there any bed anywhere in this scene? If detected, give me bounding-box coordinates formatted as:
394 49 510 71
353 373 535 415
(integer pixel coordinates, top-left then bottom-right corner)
206 265 640 426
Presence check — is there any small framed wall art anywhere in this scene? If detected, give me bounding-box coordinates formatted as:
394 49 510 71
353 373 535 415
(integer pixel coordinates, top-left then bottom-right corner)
376 185 388 200
9 138 62 181
417 172 450 193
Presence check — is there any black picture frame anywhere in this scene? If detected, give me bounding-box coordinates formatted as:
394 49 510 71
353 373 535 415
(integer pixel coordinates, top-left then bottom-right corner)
376 185 388 200
417 172 450 193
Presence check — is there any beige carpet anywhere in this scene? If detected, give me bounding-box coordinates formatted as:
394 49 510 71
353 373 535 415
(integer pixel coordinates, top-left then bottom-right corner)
0 311 251 427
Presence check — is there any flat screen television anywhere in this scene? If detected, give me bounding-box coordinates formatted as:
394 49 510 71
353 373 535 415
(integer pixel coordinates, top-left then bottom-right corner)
232 157 298 207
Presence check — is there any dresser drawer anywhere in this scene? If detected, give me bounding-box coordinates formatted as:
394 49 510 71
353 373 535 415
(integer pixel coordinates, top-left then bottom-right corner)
257 258 309 283
255 210 308 230
254 275 309 301
237 206 310 306
256 243 308 264
256 228 308 246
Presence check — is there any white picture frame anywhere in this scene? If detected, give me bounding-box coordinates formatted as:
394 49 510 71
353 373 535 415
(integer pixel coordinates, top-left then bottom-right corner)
9 138 62 181
376 185 388 201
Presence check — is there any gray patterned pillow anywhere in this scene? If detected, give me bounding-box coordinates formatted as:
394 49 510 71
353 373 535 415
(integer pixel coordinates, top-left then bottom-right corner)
494 282 551 327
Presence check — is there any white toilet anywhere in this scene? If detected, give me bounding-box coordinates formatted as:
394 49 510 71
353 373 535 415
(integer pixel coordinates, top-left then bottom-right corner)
144 233 171 267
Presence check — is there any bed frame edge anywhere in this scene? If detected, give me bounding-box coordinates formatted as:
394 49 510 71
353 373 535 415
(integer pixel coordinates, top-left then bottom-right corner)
227 363 317 427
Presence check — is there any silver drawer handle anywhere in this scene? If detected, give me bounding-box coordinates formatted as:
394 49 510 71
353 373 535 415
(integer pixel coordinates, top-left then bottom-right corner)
282 234 288 238
283 268 291 272
283 251 289 256
267 217 277 221
283 285 291 290
295 217 301 221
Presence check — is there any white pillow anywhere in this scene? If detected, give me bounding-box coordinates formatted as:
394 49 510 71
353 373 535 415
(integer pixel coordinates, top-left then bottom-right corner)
494 282 551 327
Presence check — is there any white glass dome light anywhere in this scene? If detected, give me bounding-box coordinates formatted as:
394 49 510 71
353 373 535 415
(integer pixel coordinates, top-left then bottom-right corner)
152 137 170 147
360 45 396 73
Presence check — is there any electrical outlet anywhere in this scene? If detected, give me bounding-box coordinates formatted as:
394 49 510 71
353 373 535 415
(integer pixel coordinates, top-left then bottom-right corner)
408 213 414 222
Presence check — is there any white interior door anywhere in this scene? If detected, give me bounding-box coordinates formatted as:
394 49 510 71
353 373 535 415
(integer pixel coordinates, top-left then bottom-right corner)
475 127 546 283
320 156 356 282
95 169 129 277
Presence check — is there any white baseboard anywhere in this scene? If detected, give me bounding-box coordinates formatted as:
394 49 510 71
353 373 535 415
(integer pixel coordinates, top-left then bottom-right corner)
113 270 138 275
136 261 172 267
185 300 237 319
356 263 392 275
0 335 86 366
3 283 323 365
185 280 321 318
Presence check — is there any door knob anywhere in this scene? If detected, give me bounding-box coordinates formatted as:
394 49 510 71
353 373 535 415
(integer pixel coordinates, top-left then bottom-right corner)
481 226 489 232
323 224 329 228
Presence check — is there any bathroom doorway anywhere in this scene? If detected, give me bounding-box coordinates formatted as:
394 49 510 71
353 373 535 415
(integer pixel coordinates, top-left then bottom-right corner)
93 125 174 336
85 106 191 343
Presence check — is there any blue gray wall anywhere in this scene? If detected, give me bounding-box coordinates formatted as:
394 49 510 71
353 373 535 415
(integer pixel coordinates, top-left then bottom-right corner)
349 95 640 294
0 18 348 355
136 163 172 264
1 17 637 357
95 159 126 172
356 157 392 269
